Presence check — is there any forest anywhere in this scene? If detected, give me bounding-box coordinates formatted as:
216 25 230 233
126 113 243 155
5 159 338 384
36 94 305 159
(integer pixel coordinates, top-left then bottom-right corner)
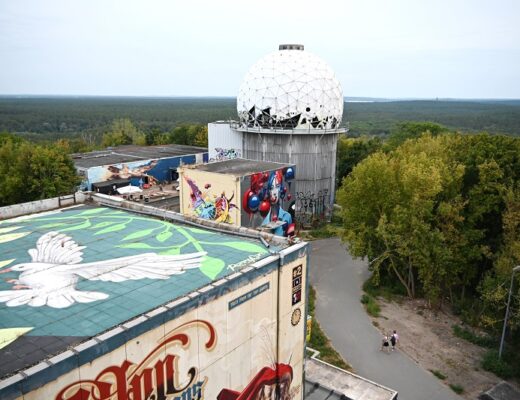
1 96 520 141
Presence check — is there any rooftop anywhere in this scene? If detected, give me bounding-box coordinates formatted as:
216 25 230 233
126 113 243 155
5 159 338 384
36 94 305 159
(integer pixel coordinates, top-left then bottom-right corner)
0 204 277 380
72 144 207 169
190 158 293 176
305 358 398 400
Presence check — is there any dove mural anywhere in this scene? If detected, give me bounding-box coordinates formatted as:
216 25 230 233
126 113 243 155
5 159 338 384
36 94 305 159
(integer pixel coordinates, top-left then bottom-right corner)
0 232 206 308
0 206 269 338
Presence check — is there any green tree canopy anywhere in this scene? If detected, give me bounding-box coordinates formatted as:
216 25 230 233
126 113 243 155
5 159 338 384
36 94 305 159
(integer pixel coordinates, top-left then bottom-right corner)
0 137 80 206
168 124 208 147
102 118 146 147
385 121 448 150
336 135 382 184
337 132 520 321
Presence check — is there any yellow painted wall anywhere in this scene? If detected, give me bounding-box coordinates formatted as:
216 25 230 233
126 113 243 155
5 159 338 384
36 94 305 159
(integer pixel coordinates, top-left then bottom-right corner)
179 167 241 226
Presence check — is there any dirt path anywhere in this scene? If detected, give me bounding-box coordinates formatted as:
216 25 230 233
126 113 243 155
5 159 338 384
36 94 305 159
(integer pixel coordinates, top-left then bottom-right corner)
376 298 502 399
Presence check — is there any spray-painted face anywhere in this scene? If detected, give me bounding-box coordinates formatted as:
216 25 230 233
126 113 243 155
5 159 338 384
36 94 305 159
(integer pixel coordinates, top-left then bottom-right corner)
268 171 283 204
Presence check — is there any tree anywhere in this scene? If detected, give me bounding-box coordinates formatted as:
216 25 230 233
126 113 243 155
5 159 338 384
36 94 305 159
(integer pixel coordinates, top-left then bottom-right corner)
338 134 473 304
338 131 520 315
336 135 382 184
168 124 208 146
102 119 145 147
0 137 80 206
385 122 448 150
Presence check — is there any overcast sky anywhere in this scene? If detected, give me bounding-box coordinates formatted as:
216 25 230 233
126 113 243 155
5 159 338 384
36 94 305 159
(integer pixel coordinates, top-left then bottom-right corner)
1 0 519 98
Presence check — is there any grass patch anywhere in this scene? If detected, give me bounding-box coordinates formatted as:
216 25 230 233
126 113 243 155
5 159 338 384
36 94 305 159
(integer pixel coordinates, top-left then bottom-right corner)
481 350 514 379
300 209 344 240
362 277 406 302
429 369 446 380
308 286 352 371
360 293 380 317
449 384 464 394
452 324 495 348
302 223 343 240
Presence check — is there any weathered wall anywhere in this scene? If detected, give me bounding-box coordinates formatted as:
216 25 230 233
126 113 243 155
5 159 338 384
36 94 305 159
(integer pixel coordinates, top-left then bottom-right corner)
0 193 87 221
16 252 308 400
208 122 242 161
179 168 241 226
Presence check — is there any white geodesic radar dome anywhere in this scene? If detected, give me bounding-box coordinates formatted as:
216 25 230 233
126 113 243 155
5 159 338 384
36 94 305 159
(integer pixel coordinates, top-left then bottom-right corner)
237 45 343 130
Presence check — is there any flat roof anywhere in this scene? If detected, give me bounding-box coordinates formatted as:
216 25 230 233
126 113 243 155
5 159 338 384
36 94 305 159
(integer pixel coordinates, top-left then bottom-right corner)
0 204 275 380
72 144 207 169
190 158 293 176
305 358 398 400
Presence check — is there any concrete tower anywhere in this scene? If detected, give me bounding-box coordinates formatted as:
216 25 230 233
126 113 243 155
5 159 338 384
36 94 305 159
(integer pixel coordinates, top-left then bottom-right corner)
208 44 346 222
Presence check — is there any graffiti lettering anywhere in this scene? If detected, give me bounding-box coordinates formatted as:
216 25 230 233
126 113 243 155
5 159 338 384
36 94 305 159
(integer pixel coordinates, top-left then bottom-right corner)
295 190 329 229
210 148 241 162
227 253 264 272
55 320 216 400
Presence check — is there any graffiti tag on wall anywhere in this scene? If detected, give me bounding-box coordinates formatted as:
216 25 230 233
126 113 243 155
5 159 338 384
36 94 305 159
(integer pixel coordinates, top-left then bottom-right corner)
184 176 237 223
210 148 241 162
243 168 295 237
295 190 329 228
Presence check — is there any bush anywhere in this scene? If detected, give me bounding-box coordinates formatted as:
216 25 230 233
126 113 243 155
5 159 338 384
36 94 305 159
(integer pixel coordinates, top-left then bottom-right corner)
429 369 446 380
449 384 464 394
360 293 380 317
452 324 496 348
366 300 381 317
481 350 514 379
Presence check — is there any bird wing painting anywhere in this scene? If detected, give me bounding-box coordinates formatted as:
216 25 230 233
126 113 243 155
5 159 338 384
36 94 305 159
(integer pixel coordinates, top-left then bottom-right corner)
0 232 206 309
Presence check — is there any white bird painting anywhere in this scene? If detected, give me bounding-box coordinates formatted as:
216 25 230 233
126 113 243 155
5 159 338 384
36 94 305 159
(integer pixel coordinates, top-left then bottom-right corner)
0 231 206 309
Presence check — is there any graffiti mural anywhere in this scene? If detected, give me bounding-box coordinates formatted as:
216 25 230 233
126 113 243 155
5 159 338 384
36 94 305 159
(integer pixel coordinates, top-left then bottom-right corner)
90 159 159 187
0 231 206 308
218 363 294 400
0 206 268 334
243 167 296 236
56 320 215 400
184 176 237 223
86 154 206 190
210 147 241 162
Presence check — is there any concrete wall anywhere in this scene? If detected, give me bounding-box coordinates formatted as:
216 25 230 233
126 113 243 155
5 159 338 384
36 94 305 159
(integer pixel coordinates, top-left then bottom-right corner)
208 122 243 161
15 249 308 400
0 193 88 221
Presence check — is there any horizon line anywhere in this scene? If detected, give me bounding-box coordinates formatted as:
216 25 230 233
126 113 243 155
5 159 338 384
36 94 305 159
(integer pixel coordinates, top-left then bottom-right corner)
1 94 519 101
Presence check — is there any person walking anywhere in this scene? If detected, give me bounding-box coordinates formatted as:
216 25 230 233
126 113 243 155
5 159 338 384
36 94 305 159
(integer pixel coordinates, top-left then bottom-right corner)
381 334 390 353
390 330 399 351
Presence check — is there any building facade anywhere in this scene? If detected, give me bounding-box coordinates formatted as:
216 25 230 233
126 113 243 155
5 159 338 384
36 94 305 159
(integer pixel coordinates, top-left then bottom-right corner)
179 159 296 236
0 199 308 400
